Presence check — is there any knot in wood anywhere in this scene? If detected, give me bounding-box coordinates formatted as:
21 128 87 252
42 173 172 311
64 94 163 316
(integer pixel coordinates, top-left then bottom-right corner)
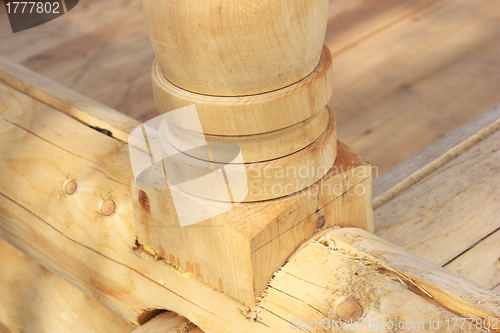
337 299 363 322
316 215 326 229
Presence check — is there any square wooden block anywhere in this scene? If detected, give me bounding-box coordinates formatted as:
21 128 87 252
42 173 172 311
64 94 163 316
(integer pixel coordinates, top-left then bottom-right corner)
131 141 374 308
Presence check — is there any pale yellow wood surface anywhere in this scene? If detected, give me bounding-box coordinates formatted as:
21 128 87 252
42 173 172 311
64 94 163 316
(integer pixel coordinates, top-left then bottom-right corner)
373 103 500 209
152 46 333 136
445 229 500 293
0 238 135 333
0 56 138 142
132 139 372 307
0 79 370 331
374 102 500 295
328 0 500 174
0 323 11 333
260 228 499 333
156 107 337 202
143 0 328 96
166 106 329 164
375 126 500 266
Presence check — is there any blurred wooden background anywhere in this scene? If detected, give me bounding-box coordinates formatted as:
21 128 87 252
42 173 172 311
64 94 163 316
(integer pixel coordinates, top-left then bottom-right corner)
1 0 500 175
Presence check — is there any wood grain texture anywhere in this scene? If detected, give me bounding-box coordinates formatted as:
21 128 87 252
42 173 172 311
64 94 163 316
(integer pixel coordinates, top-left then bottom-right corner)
143 0 328 96
321 229 500 327
152 46 333 136
166 106 330 164
372 102 500 296
132 138 372 307
0 2 498 328
0 56 139 142
156 107 337 202
0 238 136 333
329 0 500 174
373 103 500 209
375 128 500 267
444 229 500 293
0 323 11 333
2 181 498 333
0 81 371 330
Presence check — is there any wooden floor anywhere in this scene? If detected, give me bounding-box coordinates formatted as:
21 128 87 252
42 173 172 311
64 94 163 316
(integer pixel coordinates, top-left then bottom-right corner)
1 0 500 175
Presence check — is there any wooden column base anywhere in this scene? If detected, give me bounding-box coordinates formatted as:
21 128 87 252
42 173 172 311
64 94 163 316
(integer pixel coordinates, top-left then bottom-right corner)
131 141 374 307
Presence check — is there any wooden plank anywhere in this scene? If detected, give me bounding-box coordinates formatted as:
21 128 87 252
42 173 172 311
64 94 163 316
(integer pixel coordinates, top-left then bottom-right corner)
0 238 135 333
317 229 500 326
328 0 500 174
0 0 158 121
2 189 499 333
0 80 371 309
0 0 142 62
374 120 500 268
373 102 500 209
261 228 499 332
444 229 500 292
326 0 437 56
494 285 500 295
0 56 139 142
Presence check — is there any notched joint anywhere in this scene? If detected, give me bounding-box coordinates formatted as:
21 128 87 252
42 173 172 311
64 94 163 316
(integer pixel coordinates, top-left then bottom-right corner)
89 125 113 137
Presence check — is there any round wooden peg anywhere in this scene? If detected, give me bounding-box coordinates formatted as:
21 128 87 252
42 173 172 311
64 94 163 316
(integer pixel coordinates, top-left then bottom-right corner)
101 200 116 216
64 180 77 195
337 299 363 322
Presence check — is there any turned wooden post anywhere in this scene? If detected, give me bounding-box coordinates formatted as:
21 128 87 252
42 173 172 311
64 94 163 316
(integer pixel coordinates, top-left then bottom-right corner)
132 0 374 307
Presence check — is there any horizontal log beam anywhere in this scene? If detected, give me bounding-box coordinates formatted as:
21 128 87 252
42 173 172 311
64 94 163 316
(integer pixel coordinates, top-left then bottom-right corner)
0 238 135 333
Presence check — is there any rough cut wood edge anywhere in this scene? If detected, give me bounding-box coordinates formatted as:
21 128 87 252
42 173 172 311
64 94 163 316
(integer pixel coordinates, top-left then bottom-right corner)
0 56 139 143
0 238 136 333
132 140 372 308
326 229 500 327
260 228 499 332
132 312 203 333
372 102 500 209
